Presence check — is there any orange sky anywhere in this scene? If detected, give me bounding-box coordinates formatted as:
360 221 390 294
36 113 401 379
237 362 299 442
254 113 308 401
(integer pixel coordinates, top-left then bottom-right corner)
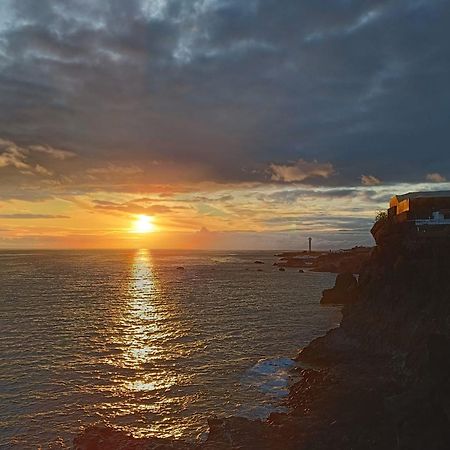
1 175 449 250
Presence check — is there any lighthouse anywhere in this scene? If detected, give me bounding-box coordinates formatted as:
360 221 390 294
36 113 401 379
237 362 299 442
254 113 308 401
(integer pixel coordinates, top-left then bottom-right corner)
308 237 312 253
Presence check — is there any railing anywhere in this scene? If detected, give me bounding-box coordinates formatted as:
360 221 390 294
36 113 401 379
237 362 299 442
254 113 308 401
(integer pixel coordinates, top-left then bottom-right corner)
413 218 450 226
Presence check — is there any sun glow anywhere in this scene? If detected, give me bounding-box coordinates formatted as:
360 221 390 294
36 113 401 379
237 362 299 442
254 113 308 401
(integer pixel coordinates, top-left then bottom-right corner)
132 215 156 233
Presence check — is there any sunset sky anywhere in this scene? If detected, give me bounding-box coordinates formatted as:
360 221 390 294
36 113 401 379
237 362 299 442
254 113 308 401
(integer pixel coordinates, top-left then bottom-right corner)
0 0 449 249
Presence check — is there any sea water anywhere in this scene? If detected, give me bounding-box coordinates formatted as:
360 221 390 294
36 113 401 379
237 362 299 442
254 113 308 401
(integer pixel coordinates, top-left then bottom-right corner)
0 249 340 448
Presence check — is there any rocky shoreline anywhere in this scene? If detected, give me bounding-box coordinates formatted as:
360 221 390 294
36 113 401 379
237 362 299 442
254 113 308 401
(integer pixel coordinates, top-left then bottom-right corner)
274 246 371 274
74 238 449 449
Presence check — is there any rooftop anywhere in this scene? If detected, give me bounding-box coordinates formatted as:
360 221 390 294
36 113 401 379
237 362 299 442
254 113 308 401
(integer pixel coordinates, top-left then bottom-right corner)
392 191 450 203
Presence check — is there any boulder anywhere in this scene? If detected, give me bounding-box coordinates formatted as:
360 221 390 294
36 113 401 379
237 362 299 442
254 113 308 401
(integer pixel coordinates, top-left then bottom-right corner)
321 272 358 304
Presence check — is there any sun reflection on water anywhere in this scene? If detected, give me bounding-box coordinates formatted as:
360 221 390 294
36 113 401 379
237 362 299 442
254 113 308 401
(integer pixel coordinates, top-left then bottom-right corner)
98 249 201 438
122 249 159 368
119 250 176 386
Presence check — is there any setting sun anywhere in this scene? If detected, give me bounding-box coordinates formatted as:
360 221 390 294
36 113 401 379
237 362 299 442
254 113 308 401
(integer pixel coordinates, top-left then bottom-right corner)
132 215 156 233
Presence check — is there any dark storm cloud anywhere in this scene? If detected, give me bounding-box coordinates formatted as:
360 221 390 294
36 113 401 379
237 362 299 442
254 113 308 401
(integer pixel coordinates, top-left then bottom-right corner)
0 0 449 186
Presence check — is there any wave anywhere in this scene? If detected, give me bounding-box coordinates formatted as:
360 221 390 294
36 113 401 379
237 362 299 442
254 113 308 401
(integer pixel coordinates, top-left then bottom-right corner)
241 357 295 397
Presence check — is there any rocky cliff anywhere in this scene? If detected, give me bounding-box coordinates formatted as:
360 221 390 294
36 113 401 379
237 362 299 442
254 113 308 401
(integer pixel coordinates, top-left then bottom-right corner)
297 235 450 449
75 236 449 450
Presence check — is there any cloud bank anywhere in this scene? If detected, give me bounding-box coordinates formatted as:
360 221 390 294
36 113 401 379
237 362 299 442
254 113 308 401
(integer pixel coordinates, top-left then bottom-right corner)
0 0 448 189
1 1 450 248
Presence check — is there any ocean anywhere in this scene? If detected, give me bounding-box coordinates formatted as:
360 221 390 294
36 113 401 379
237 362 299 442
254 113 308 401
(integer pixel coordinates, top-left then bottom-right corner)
0 249 341 448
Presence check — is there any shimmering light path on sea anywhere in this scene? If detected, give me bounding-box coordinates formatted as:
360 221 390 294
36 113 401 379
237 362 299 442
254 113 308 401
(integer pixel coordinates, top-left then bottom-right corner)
0 250 340 448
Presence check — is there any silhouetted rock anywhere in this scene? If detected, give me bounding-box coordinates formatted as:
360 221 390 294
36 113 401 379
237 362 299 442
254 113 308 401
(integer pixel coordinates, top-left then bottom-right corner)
73 426 193 449
321 272 358 304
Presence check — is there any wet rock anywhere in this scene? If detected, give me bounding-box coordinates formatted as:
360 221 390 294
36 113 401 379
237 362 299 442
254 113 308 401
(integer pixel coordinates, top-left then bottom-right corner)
204 417 282 450
73 426 193 450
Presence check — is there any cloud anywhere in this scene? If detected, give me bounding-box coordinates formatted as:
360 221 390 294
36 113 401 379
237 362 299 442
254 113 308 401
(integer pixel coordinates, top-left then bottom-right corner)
29 145 76 160
361 175 381 186
92 199 185 216
0 0 447 189
270 159 334 183
0 214 69 219
86 164 144 177
191 194 234 203
259 188 358 204
426 172 447 183
0 141 30 170
0 138 74 178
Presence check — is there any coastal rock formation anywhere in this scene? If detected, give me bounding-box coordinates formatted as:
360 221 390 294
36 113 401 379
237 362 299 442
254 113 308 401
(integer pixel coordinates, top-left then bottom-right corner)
73 426 193 449
320 272 358 304
274 247 371 274
75 233 450 449
297 232 450 449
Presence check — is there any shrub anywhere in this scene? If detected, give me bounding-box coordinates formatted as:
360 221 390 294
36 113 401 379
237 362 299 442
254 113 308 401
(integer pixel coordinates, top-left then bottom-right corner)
374 210 388 223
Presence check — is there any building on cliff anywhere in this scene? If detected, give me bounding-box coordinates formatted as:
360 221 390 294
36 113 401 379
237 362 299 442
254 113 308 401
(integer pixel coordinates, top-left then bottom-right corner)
388 191 450 223
372 191 450 245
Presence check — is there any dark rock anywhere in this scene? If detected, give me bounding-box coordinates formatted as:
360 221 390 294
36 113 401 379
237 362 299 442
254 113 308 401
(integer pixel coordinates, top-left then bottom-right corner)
176 266 185 270
254 260 265 264
275 247 371 273
73 426 193 449
321 272 358 304
204 417 282 449
298 269 304 273
279 267 286 271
